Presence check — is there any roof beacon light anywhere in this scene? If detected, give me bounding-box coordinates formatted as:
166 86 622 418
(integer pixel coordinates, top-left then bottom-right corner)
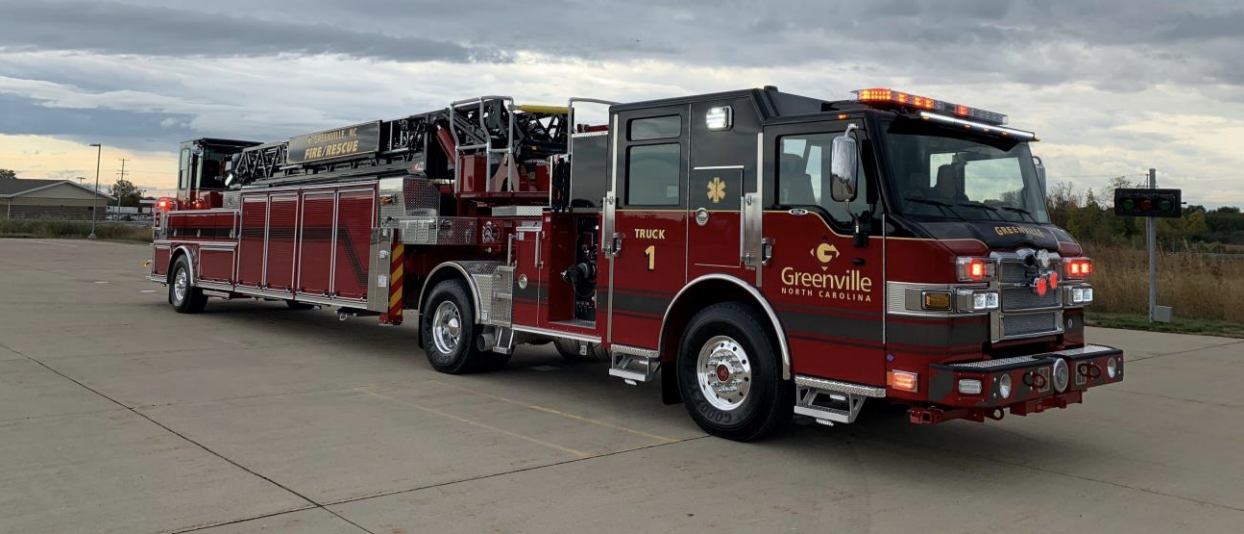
853 88 1009 125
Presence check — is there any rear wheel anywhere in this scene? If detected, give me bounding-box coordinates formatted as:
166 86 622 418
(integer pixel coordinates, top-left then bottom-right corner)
677 302 791 441
422 280 506 373
168 255 207 314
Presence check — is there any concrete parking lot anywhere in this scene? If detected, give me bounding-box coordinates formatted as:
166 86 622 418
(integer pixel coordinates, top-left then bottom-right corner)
1 238 1242 533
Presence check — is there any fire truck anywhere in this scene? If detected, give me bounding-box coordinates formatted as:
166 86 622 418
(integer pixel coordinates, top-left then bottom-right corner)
147 87 1123 441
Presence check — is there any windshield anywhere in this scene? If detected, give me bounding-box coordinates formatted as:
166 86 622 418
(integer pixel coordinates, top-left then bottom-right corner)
881 118 1050 224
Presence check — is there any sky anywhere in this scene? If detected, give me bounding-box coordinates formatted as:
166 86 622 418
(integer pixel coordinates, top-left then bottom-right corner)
0 0 1241 206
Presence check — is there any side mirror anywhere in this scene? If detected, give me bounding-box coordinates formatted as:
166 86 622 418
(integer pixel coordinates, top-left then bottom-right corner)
1033 155 1047 196
830 125 859 202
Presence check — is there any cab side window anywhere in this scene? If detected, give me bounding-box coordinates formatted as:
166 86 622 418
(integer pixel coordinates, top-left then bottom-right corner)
178 148 191 190
623 113 685 207
777 132 868 227
627 144 681 206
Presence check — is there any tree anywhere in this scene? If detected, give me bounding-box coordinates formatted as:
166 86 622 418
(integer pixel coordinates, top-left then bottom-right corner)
0 169 16 180
108 179 146 208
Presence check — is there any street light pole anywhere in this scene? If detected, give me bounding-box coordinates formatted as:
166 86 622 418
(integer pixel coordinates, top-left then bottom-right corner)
88 143 102 238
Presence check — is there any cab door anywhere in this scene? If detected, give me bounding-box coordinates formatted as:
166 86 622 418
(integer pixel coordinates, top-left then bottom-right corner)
604 105 689 349
760 119 888 386
686 98 760 279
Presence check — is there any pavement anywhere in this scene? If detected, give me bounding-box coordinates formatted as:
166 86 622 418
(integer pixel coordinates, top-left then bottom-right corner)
1 237 1242 534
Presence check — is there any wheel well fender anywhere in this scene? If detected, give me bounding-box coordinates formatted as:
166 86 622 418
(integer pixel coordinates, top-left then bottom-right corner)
657 274 791 380
416 262 485 348
167 245 196 285
417 262 484 322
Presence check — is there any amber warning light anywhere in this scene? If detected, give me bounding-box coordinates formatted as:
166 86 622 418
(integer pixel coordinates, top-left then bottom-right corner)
854 88 1008 125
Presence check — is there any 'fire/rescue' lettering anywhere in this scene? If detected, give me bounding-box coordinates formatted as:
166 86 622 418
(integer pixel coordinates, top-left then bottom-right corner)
304 140 361 161
635 229 665 240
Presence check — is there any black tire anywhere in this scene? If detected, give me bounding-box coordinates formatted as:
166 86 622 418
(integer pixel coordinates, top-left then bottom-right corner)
554 338 603 361
677 302 791 441
168 255 208 314
286 300 315 310
421 279 506 373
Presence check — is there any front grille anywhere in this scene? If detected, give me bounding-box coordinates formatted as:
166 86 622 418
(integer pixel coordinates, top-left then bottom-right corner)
1000 261 1032 284
1003 287 1060 311
1002 312 1058 337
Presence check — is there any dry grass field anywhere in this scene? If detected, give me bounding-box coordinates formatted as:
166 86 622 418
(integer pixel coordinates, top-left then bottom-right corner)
1086 242 1244 323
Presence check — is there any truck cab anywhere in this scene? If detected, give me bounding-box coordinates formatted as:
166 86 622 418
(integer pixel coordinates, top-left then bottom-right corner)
588 87 1120 432
175 138 260 208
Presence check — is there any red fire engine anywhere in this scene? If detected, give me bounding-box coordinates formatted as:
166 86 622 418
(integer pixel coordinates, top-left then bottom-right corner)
147 88 1123 441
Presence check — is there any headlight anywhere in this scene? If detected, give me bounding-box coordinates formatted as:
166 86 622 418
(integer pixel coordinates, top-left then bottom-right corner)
1106 357 1118 378
1052 358 1070 392
959 289 1000 312
958 378 983 395
998 374 1013 399
1068 285 1094 305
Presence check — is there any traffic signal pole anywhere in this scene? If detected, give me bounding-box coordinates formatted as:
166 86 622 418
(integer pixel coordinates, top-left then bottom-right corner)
1147 168 1157 323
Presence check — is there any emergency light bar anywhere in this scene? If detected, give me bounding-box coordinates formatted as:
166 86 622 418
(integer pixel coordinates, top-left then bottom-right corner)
854 88 1008 125
918 111 1037 141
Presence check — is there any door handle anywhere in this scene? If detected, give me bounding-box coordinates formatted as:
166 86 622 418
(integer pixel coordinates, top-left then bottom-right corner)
608 232 623 257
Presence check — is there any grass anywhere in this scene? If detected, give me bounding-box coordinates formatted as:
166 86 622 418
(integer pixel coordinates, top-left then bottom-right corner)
0 218 152 242
1085 311 1244 339
1085 242 1244 324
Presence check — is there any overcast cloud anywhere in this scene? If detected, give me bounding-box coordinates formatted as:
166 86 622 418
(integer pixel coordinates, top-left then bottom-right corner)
0 0 1241 204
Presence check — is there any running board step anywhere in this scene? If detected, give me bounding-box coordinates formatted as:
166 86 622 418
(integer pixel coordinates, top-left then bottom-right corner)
609 345 661 384
794 375 886 425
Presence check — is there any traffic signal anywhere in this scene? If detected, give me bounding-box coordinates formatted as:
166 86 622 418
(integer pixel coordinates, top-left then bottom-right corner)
1114 188 1182 218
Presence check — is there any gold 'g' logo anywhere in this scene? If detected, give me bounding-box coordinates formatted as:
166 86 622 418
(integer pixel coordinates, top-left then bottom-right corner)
707 176 726 203
811 243 839 270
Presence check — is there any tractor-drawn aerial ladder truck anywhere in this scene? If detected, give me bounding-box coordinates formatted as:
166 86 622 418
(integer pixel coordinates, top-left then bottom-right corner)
147 88 1122 441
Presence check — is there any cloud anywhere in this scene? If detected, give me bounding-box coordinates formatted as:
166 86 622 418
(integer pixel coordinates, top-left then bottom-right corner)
0 1 501 63
0 0 1241 206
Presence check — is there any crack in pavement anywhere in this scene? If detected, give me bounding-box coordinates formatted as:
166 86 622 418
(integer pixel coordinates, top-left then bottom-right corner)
1 340 381 534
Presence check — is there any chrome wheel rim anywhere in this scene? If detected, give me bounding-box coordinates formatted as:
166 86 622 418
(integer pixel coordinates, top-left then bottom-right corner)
431 300 463 355
173 269 188 305
696 335 752 411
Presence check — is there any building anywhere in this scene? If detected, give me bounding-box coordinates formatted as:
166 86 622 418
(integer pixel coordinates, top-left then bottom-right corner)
1 179 116 220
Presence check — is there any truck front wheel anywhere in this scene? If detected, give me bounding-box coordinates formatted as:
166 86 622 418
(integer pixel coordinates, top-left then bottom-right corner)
421 280 506 373
168 255 207 314
677 302 791 441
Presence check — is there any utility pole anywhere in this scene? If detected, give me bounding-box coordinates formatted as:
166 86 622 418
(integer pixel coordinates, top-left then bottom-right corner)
116 158 129 213
89 144 102 238
1147 168 1157 323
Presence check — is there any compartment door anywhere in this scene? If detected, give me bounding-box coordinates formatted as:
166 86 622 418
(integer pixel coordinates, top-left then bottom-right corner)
237 195 268 287
298 191 336 296
333 188 375 300
264 194 298 292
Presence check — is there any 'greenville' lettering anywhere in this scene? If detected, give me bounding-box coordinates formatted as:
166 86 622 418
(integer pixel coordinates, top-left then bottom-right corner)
994 226 1045 238
780 267 873 293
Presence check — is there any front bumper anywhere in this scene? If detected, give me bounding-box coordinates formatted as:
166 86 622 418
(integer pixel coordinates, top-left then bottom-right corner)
912 344 1124 424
